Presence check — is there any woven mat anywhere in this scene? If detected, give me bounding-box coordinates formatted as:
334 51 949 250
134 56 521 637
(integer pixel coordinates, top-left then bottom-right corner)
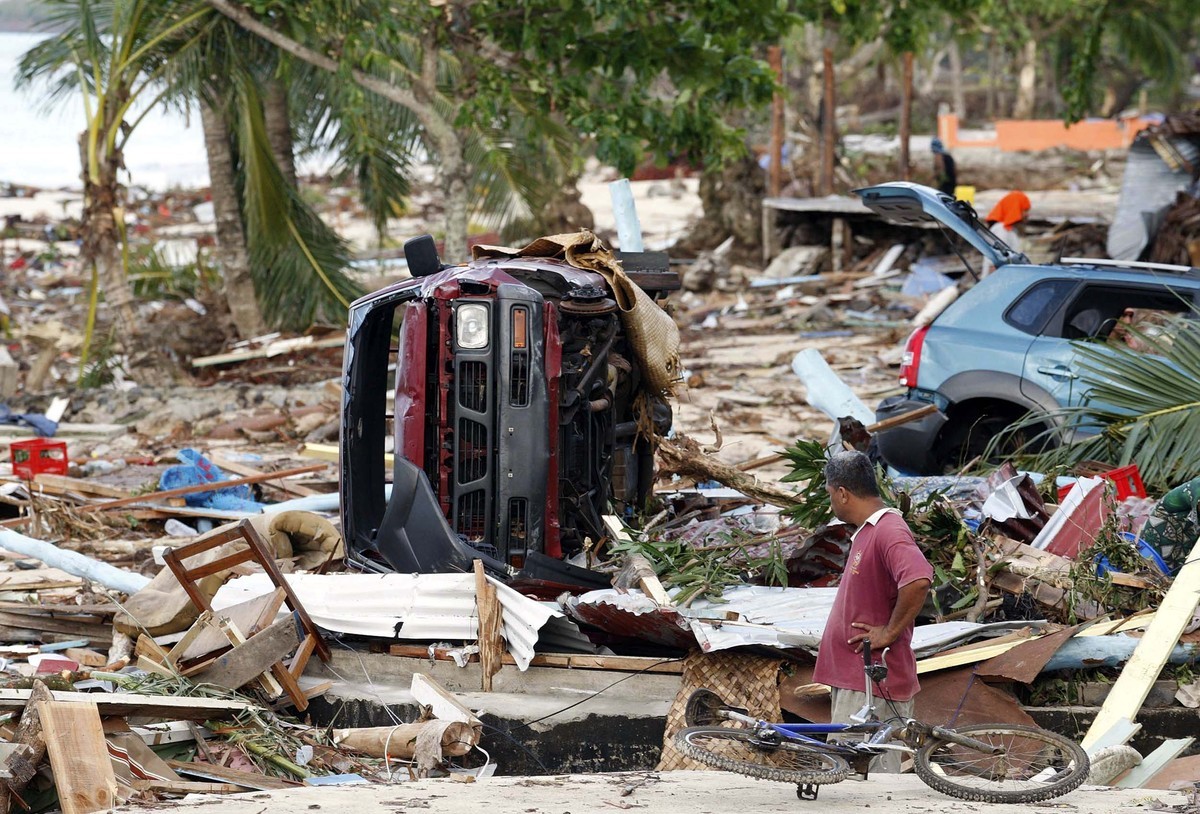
657 650 782 771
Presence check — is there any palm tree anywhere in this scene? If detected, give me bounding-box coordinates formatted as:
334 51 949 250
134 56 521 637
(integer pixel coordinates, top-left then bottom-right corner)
20 0 364 347
18 0 214 371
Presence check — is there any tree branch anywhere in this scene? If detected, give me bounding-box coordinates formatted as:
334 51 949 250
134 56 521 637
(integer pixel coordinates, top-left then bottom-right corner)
206 0 426 122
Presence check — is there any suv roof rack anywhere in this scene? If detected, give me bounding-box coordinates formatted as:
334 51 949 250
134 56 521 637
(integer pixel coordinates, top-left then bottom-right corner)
1060 257 1200 275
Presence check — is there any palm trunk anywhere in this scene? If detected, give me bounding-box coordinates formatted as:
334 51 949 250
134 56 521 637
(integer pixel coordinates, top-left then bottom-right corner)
201 100 265 338
78 131 137 346
1013 39 1038 119
442 156 470 263
263 76 297 189
948 40 966 118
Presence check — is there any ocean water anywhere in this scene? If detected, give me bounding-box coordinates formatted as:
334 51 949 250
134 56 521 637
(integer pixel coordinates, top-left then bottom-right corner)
1 31 209 190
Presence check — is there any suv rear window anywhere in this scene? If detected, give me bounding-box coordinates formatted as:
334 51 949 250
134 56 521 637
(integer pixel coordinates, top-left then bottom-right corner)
1004 279 1075 335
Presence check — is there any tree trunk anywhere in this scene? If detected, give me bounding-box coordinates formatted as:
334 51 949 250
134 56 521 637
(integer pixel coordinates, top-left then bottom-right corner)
79 131 137 346
900 52 913 181
821 46 835 195
948 40 966 118
1013 39 1037 119
263 76 297 189
986 38 998 120
767 45 784 198
201 100 265 338
441 149 470 263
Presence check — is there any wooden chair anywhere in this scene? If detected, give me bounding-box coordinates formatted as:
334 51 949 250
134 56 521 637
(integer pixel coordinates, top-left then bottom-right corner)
162 519 330 711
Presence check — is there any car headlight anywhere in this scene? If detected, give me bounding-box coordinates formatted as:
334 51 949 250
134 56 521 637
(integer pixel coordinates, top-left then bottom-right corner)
456 303 489 349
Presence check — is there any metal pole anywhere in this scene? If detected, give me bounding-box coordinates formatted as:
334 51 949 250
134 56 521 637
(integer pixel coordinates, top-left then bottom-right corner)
900 51 913 181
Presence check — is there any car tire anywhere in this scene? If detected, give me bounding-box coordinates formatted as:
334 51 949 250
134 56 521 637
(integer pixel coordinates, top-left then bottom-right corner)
933 407 1049 473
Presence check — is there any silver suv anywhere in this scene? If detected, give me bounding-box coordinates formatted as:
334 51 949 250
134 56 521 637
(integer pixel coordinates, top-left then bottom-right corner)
858 183 1200 474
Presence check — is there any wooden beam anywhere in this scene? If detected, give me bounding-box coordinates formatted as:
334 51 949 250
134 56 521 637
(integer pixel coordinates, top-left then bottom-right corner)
207 454 321 498
1115 737 1195 788
80 463 327 513
37 701 118 814
31 474 133 500
1081 534 1200 752
0 690 254 719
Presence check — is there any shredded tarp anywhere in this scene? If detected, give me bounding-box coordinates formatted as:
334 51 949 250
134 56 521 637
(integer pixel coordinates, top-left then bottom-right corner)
472 230 680 394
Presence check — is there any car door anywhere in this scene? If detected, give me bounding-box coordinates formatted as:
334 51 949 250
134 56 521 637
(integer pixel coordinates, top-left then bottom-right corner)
1021 280 1199 409
1014 278 1085 408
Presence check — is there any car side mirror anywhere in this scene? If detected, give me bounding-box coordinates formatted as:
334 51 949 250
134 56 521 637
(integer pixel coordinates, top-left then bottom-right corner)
405 235 443 278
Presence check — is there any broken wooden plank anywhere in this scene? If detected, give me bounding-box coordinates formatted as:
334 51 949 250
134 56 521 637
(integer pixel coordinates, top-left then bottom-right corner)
81 463 327 513
0 690 254 719
605 515 672 607
38 701 118 814
130 779 242 795
473 560 503 692
300 442 394 467
207 453 321 497
1081 533 1200 752
191 616 299 691
0 681 53 813
166 760 296 791
192 335 345 369
0 569 83 591
176 589 286 664
31 474 133 500
1115 737 1196 788
411 673 480 726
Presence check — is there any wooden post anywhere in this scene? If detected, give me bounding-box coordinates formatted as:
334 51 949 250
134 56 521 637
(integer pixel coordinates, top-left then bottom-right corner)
767 45 784 198
473 560 502 692
900 51 913 181
821 47 835 195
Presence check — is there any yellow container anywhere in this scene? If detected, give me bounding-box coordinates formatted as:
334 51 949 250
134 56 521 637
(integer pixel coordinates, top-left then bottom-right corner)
954 185 976 205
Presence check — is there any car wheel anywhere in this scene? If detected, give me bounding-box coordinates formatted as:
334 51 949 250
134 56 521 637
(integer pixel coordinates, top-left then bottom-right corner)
934 409 1048 473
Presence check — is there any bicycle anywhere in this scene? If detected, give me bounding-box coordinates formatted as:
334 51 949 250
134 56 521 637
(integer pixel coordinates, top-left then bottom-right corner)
674 640 1090 803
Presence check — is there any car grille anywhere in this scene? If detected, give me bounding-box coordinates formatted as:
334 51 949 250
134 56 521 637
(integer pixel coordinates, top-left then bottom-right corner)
510 352 529 407
457 418 488 483
458 360 487 412
456 490 487 539
507 498 528 549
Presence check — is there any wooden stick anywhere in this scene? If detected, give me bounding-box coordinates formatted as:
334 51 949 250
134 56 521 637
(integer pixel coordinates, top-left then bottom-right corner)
473 560 502 692
79 463 327 512
864 402 939 434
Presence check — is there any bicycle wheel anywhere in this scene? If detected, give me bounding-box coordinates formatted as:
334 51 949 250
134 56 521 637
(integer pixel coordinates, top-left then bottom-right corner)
675 727 851 785
914 724 1090 803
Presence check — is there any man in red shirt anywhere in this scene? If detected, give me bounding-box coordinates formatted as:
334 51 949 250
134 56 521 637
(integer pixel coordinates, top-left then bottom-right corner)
812 451 933 772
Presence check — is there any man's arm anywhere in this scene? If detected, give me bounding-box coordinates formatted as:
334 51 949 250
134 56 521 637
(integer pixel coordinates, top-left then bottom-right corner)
847 578 931 653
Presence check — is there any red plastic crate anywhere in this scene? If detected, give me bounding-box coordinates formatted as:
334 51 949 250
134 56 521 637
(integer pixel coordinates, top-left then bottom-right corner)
10 439 68 480
1057 463 1147 503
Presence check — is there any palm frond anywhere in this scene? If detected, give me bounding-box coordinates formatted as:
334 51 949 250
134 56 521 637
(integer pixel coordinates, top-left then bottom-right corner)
232 72 361 329
1011 316 1200 492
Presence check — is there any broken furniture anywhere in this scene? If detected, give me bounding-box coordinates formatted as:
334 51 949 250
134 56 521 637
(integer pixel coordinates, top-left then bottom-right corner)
162 519 330 710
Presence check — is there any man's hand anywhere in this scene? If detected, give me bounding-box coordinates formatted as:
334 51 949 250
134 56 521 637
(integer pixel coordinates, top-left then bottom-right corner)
848 622 897 654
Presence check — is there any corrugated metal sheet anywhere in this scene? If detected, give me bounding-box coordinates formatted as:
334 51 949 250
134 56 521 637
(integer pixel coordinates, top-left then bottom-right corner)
569 586 1043 655
1108 136 1200 260
211 572 590 670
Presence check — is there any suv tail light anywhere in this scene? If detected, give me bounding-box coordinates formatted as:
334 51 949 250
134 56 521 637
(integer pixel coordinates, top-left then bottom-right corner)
899 325 929 388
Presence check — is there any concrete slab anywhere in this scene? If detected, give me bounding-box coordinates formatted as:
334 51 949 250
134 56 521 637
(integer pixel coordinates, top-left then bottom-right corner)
141 771 1178 813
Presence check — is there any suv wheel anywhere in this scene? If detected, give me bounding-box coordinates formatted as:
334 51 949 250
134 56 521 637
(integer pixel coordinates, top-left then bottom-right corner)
933 405 1048 473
